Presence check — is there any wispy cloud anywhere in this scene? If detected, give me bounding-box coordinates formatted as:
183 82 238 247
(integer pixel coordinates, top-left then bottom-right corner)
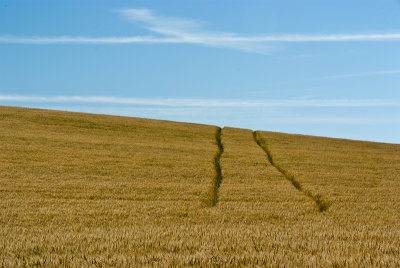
1 95 399 108
264 116 400 124
27 105 400 126
1 8 400 54
0 36 185 44
318 70 400 80
118 8 276 54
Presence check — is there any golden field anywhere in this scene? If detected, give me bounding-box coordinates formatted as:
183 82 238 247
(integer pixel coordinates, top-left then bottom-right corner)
1 106 400 267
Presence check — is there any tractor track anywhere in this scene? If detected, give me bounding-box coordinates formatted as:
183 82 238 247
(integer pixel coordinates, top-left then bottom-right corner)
205 127 224 207
253 131 331 212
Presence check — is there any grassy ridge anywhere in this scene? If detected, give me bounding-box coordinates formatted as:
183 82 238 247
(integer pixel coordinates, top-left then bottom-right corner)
1 106 400 267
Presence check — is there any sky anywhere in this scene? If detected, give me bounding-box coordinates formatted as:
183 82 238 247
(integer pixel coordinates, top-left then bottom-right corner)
1 0 400 143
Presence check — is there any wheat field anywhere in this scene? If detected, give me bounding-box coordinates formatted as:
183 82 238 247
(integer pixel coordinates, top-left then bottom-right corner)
1 106 400 267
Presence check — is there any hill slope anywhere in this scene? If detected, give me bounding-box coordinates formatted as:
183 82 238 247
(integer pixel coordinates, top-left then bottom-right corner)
1 106 400 267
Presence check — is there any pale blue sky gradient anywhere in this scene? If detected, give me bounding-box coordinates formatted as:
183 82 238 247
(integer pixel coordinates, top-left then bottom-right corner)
1 0 400 143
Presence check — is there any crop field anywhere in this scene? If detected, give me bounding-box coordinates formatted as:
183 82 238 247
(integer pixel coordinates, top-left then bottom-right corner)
1 106 400 267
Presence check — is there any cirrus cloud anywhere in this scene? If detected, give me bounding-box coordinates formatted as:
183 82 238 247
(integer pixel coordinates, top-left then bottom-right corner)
1 9 400 54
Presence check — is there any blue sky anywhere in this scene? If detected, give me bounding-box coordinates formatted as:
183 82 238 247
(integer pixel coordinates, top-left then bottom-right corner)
1 0 400 143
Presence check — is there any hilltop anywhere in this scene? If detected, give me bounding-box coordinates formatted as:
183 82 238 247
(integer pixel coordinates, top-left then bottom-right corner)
1 106 399 267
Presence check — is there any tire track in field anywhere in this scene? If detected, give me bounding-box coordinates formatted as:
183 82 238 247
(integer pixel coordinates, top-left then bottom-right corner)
204 127 224 207
253 131 331 212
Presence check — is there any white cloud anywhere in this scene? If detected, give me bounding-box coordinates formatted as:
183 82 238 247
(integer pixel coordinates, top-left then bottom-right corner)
118 8 276 54
318 70 400 80
264 117 400 124
1 94 399 108
0 35 184 44
1 8 400 54
28 105 400 126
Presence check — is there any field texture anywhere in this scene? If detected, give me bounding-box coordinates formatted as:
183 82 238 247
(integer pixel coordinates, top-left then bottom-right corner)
1 106 400 267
